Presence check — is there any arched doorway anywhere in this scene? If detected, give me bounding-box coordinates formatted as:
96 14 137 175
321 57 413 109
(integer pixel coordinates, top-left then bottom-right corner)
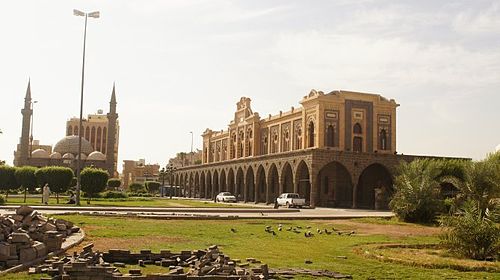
317 161 353 207
281 162 294 193
212 170 219 200
194 173 200 198
245 167 255 202
267 164 279 204
220 169 227 193
235 167 244 200
296 161 310 203
356 163 393 209
200 172 205 198
353 123 363 152
326 125 335 147
227 168 235 193
206 171 212 199
255 165 266 203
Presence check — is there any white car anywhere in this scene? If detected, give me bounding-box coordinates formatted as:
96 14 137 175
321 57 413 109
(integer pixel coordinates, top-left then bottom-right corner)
276 193 306 208
216 192 237 203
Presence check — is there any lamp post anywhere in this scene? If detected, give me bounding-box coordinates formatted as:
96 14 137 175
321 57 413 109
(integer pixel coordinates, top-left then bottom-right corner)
159 167 167 197
29 100 38 157
166 164 176 199
74 9 100 206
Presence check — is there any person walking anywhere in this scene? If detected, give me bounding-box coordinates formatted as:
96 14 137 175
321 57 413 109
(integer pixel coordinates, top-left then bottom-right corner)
42 183 51 205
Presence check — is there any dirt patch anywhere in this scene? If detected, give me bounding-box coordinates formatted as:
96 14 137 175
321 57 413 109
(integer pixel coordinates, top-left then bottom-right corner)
69 236 190 254
314 220 441 238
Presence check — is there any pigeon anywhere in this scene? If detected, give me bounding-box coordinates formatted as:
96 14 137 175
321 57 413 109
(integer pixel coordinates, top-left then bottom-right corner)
325 229 332 235
286 227 292 231
278 227 282 231
272 231 276 236
306 226 311 229
230 228 237 233
296 226 302 229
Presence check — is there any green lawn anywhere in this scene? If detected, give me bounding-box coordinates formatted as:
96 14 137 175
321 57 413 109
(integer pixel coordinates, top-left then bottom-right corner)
3 196 256 208
5 215 498 280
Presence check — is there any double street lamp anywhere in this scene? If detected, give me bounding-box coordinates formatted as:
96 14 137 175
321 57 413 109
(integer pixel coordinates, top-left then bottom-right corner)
74 9 99 206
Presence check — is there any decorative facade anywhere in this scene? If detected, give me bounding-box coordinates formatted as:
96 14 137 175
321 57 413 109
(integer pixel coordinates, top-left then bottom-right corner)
202 90 398 164
171 89 426 210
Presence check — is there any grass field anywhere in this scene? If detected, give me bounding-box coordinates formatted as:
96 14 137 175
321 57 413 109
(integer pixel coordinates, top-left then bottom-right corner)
3 196 255 208
4 215 499 280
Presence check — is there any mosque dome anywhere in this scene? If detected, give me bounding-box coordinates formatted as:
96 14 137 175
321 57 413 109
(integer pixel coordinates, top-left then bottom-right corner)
53 135 93 156
62 153 75 159
76 153 87 160
50 152 62 159
31 149 50 159
87 151 106 161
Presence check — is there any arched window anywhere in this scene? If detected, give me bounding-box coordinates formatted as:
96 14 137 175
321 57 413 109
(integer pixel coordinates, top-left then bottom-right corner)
308 122 315 148
85 127 90 141
353 123 362 134
326 125 335 147
96 127 102 151
74 126 79 136
353 136 363 152
380 129 387 150
67 126 73 136
102 127 107 154
91 127 96 147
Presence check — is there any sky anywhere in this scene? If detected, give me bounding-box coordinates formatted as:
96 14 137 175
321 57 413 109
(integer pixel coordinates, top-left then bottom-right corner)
0 0 499 172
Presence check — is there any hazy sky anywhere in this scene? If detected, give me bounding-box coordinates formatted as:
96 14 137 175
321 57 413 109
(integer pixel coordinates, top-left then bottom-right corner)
1 0 499 171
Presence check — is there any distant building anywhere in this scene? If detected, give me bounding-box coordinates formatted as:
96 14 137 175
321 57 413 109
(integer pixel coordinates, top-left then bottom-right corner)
168 150 202 168
13 81 120 177
122 159 160 188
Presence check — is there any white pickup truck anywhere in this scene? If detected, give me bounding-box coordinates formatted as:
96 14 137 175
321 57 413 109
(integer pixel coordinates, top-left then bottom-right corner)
276 193 306 208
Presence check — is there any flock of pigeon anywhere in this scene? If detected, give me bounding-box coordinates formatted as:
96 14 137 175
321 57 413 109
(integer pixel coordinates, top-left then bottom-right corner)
230 224 356 238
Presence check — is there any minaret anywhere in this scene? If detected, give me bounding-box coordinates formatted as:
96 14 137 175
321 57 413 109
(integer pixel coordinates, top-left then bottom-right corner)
106 83 118 177
18 80 32 166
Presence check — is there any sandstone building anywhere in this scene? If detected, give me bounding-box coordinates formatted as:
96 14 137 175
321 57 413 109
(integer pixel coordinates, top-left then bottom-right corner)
122 159 160 188
173 89 423 209
13 81 120 177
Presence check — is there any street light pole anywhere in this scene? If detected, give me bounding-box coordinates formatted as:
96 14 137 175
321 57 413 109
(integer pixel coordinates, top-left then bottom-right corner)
74 9 99 206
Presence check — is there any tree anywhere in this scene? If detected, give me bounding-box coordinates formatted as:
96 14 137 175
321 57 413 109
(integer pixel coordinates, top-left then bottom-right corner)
36 167 74 204
80 167 109 204
107 178 121 190
145 181 160 194
390 159 449 223
128 183 146 193
0 165 18 201
14 166 37 203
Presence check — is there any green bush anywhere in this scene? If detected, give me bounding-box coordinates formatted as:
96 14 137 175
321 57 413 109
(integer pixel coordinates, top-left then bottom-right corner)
127 192 152 197
81 167 109 203
0 165 19 200
107 178 121 190
35 166 74 203
102 191 128 199
128 183 146 193
440 200 499 260
145 181 160 194
389 159 446 223
15 166 37 203
0 195 5 205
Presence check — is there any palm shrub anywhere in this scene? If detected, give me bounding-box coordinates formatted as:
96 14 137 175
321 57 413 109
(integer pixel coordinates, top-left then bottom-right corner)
389 159 446 223
107 178 121 190
440 200 499 260
128 183 146 194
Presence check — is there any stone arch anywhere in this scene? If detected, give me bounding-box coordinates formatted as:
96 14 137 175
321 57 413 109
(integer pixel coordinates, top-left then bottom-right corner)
200 171 206 198
326 124 335 147
235 167 244 200
317 161 352 208
220 169 227 193
296 160 310 203
212 170 219 200
194 172 200 198
255 165 266 203
227 168 235 194
188 173 194 197
267 164 279 204
245 166 255 202
281 162 294 193
356 163 393 209
206 171 212 199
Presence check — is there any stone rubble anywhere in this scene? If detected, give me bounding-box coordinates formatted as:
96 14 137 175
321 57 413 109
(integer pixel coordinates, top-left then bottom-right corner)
29 244 352 279
0 205 80 269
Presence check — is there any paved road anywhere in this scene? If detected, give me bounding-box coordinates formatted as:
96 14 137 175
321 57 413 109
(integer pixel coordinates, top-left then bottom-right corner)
0 204 393 220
